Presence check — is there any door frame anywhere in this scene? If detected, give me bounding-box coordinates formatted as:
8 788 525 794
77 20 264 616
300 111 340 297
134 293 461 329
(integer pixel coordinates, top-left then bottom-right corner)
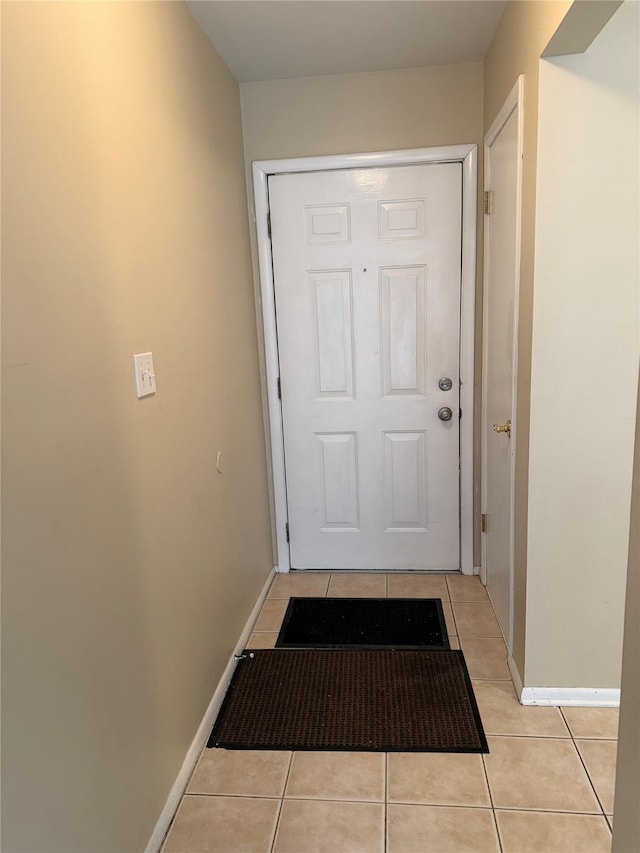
253 145 477 573
481 77 524 654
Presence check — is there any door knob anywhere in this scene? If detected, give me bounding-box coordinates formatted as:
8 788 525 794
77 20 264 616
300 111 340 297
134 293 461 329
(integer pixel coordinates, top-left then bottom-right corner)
438 407 453 422
438 377 453 391
492 419 512 437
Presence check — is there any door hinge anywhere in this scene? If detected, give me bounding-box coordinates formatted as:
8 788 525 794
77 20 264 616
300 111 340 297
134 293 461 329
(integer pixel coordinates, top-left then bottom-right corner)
481 513 487 534
277 377 282 399
285 522 290 543
484 190 494 215
267 211 272 238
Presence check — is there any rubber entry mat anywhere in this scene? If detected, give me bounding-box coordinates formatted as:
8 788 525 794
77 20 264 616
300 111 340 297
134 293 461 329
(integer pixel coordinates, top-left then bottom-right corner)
208 649 488 753
276 597 450 649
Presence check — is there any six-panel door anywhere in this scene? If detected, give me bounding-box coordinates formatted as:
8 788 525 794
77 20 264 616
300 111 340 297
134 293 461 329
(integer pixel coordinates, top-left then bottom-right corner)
270 163 462 570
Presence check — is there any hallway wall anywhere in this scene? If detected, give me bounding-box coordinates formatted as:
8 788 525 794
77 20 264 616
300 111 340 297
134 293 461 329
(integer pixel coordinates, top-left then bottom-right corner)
241 63 483 163
1 3 273 851
240 62 485 564
612 372 640 852
527 0 639 688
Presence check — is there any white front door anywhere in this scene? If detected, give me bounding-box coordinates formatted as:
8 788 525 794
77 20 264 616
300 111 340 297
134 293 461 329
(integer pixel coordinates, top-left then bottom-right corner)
270 164 462 570
482 79 523 646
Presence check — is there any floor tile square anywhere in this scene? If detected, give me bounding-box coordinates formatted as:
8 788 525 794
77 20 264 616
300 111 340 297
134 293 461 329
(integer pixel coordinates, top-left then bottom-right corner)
473 680 570 738
268 572 329 599
273 799 384 853
387 573 449 599
484 736 601 812
495 809 612 852
162 795 279 853
562 707 619 739
388 752 491 807
246 632 279 649
452 602 502 638
460 638 510 679
253 599 288 632
327 573 387 598
387 804 500 853
285 751 384 802
187 749 291 797
575 738 617 813
446 574 490 602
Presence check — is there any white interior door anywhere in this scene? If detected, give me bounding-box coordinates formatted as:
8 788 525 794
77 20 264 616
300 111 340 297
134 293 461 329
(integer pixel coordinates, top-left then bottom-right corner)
269 163 462 570
482 78 523 647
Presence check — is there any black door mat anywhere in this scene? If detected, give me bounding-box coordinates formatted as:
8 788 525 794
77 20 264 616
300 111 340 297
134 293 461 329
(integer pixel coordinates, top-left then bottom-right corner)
208 649 488 753
276 597 450 650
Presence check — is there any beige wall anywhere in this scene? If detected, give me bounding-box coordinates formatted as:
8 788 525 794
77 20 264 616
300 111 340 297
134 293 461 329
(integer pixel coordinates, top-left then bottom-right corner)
483 0 571 674
526 0 639 687
240 63 485 563
1 3 272 851
241 63 483 162
612 373 640 852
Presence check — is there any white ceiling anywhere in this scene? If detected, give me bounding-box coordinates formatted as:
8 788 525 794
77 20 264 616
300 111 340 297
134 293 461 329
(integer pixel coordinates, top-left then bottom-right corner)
187 1 507 83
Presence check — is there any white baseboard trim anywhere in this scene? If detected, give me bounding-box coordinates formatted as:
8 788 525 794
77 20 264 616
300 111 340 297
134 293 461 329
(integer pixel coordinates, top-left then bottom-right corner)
508 656 524 699
520 687 620 707
145 566 277 853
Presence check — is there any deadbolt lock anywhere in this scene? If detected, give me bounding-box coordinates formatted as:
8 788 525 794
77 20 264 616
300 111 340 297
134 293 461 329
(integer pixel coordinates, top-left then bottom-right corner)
439 377 453 391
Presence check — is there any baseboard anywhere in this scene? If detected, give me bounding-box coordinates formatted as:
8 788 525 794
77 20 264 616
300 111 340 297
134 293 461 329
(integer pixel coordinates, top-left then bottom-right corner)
507 656 619 708
145 566 277 853
508 656 524 699
520 686 620 707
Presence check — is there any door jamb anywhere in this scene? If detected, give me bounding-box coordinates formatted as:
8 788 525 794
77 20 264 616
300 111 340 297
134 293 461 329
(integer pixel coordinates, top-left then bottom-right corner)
481 77 524 654
253 145 477 574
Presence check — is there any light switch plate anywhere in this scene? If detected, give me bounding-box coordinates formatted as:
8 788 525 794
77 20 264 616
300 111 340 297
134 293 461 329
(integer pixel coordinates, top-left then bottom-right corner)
133 352 156 398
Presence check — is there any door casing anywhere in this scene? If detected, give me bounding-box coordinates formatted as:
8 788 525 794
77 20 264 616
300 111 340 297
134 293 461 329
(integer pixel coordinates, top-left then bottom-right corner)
253 145 477 574
481 77 524 655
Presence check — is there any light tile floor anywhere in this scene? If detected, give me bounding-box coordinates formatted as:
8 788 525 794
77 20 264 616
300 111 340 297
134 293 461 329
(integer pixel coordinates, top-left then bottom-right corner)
162 573 617 852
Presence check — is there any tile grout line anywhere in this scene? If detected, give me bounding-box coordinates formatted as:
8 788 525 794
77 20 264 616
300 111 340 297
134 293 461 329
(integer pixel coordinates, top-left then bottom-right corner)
386 800 500 812
183 791 294 802
182 790 607 815
484 586 505 640
263 794 387 805
480 748 504 853
472 676 513 682
448 587 460 639
467 802 604 816
558 707 611 825
270 752 295 853
270 596 294 853
384 752 388 853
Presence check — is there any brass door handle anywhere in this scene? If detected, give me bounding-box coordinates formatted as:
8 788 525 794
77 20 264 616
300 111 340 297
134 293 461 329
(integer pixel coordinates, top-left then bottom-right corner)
492 419 512 437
